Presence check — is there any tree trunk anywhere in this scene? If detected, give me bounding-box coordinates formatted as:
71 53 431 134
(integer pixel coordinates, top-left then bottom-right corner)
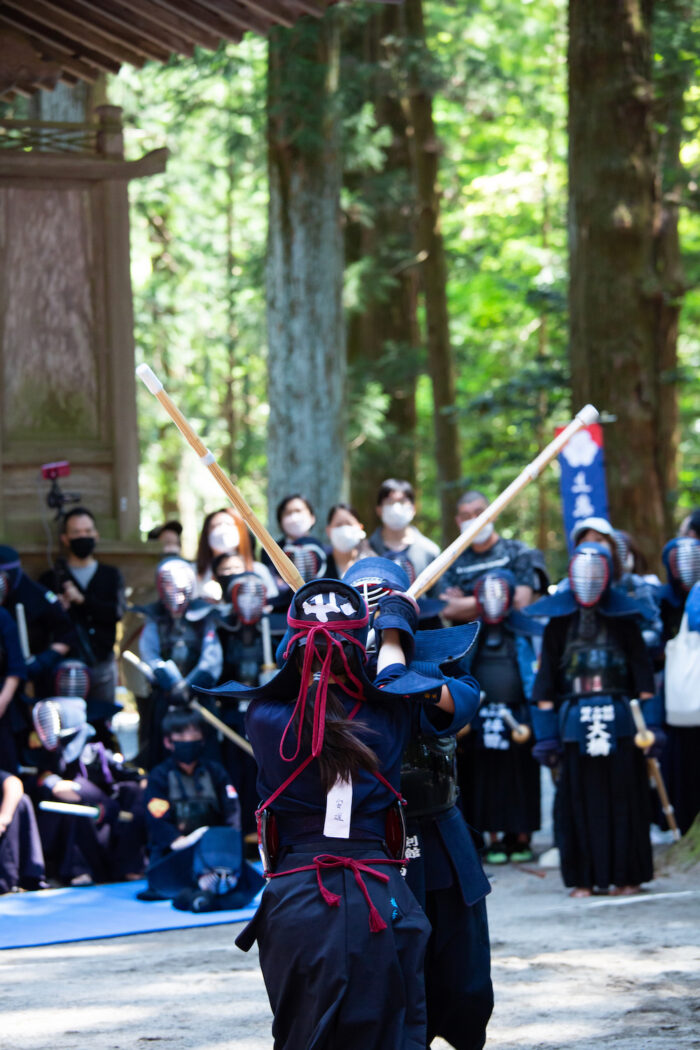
568 0 681 569
404 0 461 547
266 13 345 524
345 4 419 525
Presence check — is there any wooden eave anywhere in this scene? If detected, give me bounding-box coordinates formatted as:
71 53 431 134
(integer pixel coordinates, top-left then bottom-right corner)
0 0 366 98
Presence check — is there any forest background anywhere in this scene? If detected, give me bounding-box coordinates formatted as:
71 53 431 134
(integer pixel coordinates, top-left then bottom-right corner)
110 0 700 579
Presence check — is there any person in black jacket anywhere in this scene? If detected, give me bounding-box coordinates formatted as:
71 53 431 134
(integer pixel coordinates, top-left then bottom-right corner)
39 508 126 732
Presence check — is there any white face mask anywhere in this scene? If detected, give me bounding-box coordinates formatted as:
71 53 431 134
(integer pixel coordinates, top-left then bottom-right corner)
208 523 240 554
381 502 415 531
462 520 494 545
283 511 313 540
329 524 366 553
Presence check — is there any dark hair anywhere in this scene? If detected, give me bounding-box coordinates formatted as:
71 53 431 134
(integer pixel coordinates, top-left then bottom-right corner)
616 530 647 574
195 507 253 577
162 708 206 737
212 551 239 575
326 502 361 526
295 643 378 793
457 490 488 509
276 493 315 528
61 507 96 530
376 479 415 506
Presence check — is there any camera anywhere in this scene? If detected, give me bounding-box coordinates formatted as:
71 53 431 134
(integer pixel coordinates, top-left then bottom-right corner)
41 461 81 519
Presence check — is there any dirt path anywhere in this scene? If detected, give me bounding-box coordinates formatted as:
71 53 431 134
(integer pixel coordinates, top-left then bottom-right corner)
3 860 699 1050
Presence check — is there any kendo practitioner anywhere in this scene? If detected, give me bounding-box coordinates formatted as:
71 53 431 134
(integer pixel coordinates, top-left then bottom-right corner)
658 536 700 834
0 606 27 772
39 507 126 736
204 576 480 1050
528 542 659 897
0 546 75 765
34 697 146 885
139 707 263 912
0 769 46 893
343 558 493 1050
463 570 543 865
136 557 223 768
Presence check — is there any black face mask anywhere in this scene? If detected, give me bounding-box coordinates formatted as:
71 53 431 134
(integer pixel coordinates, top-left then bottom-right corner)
69 537 96 559
171 739 205 765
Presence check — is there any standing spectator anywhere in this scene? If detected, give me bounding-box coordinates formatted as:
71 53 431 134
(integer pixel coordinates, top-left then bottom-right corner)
40 508 126 730
260 494 328 623
369 478 440 582
195 508 261 602
439 492 535 622
148 520 184 558
325 502 371 578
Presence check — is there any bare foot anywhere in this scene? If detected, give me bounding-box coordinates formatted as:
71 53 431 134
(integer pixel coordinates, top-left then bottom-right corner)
569 887 592 898
610 885 642 896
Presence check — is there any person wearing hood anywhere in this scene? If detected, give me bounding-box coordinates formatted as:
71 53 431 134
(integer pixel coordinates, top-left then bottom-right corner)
461 570 544 865
136 557 223 768
39 507 126 736
34 697 146 885
527 542 658 897
342 557 493 1050
203 574 478 1050
439 491 535 623
368 478 440 583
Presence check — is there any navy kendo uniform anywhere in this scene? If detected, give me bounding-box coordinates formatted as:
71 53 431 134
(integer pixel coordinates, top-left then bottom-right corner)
460 570 543 863
0 606 28 773
0 546 76 767
203 578 475 1050
344 559 493 1050
0 769 46 893
527 543 658 891
141 735 263 911
137 557 223 767
34 698 146 884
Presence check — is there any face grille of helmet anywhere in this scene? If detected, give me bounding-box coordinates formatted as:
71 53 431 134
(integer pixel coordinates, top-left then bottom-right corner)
569 549 609 607
157 560 196 616
670 538 700 591
32 700 62 751
283 542 327 583
348 578 393 615
475 575 510 623
55 660 90 699
228 574 266 625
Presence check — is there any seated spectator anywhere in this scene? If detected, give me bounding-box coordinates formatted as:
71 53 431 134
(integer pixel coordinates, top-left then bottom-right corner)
325 502 371 578
368 478 439 582
148 520 184 557
439 491 535 622
138 708 263 912
0 770 46 893
0 606 27 773
34 697 146 885
39 507 126 736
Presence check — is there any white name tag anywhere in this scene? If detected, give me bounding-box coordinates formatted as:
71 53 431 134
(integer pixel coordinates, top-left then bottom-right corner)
323 776 352 838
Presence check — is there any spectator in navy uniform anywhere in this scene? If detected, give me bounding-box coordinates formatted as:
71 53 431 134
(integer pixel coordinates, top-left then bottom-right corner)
0 769 46 893
439 491 535 622
39 508 126 731
0 606 27 772
139 708 262 912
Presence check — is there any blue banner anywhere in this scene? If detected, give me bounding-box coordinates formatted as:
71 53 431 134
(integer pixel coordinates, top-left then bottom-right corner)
556 423 609 551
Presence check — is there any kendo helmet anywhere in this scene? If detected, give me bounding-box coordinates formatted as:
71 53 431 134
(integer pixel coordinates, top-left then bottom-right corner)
663 536 700 592
156 557 196 617
55 659 91 699
568 542 612 608
474 571 515 624
282 539 328 583
343 556 411 616
32 697 95 764
226 572 266 625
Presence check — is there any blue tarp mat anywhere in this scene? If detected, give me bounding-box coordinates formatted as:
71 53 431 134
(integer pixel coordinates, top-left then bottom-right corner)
0 878 262 950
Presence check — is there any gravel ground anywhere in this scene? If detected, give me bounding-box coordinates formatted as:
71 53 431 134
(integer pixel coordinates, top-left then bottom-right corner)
3 850 699 1050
